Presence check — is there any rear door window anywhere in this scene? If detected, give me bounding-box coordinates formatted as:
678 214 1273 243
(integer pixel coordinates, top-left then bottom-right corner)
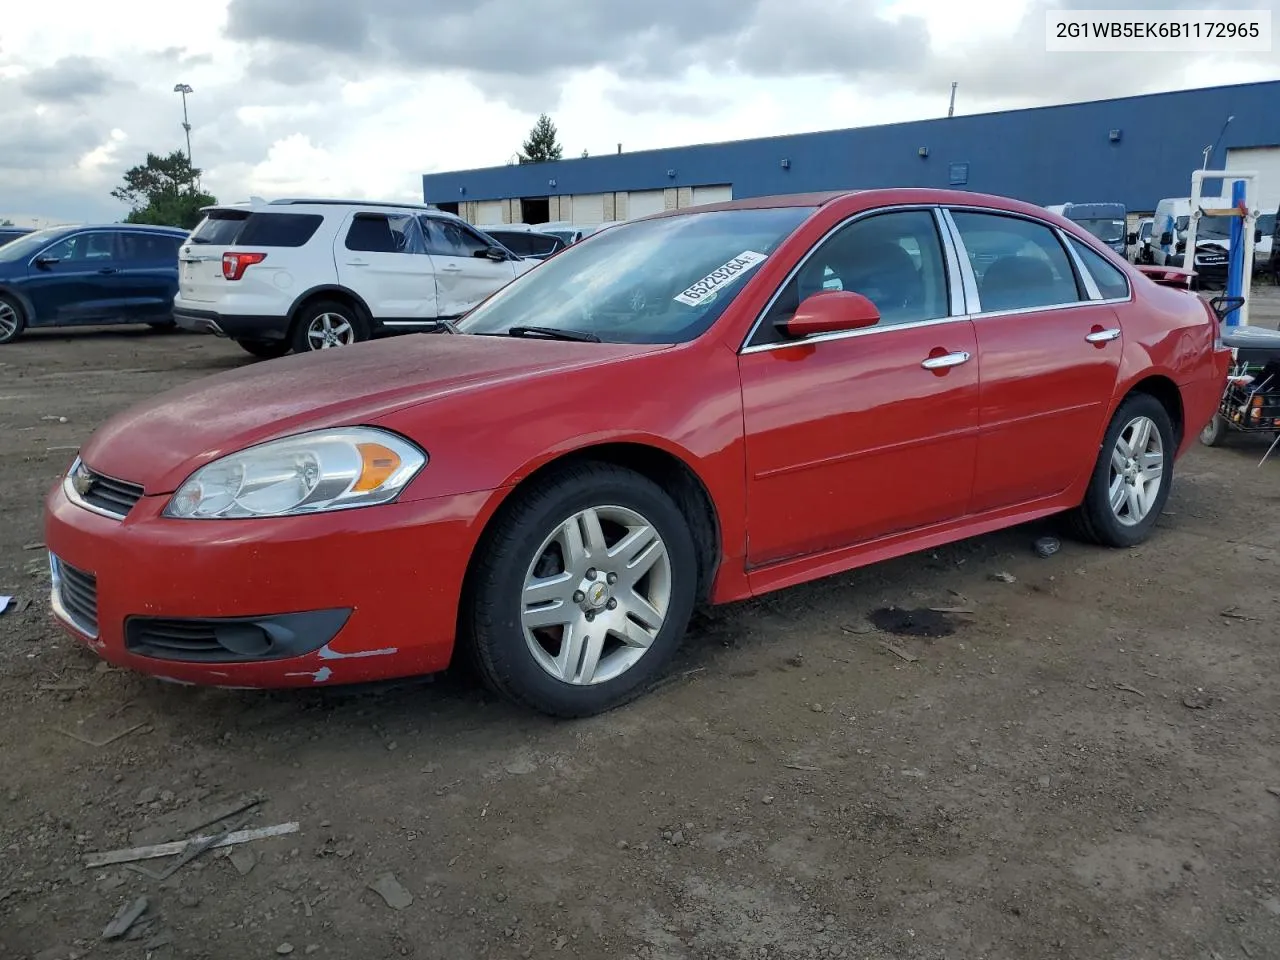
948 211 1085 312
119 233 183 262
344 213 425 254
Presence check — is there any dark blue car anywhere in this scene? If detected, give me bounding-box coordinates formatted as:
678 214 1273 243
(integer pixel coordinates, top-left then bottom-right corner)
0 223 188 345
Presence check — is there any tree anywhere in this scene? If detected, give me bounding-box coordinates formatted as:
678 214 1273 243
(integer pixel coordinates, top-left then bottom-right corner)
0 218 13 227
518 114 563 164
111 150 217 230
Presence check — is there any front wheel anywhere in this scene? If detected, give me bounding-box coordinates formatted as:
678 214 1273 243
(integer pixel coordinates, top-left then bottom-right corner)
291 301 368 353
235 338 291 360
463 463 700 717
1070 393 1175 548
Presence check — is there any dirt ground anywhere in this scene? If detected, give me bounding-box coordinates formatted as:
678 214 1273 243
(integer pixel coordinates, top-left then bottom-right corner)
3 292 1280 960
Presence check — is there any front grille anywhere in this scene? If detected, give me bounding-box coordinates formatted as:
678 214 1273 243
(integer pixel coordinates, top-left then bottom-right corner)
51 555 99 637
78 468 144 518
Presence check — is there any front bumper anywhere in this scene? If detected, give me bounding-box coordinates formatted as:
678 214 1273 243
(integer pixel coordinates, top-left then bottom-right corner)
43 476 492 688
174 307 291 342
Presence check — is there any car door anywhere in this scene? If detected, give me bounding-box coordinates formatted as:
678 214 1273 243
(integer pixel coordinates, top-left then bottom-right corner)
419 216 519 317
944 208 1126 513
334 212 438 321
737 207 980 567
116 232 182 321
24 230 126 324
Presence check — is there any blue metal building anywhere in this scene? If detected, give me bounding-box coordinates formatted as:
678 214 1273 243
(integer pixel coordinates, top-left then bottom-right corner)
422 80 1279 226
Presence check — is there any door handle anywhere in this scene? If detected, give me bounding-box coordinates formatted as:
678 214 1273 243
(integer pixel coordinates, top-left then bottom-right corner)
1085 327 1121 343
97 267 118 275
345 259 368 267
921 351 971 370
441 264 462 272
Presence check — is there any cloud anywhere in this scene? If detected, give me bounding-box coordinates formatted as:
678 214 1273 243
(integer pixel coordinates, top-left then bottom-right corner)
19 56 121 103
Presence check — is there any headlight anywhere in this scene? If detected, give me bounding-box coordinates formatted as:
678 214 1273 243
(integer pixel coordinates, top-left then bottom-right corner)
163 427 426 519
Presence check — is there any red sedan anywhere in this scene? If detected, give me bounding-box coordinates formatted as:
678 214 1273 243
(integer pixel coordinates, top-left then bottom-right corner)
44 189 1231 716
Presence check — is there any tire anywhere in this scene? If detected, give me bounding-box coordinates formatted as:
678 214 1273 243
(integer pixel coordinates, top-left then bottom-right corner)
0 294 26 345
463 462 700 718
1199 412 1228 447
235 338 291 360
1070 393 1176 548
291 300 368 353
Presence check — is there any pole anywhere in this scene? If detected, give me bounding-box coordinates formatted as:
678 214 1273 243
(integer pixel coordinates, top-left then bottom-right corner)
947 82 957 118
1225 179 1246 326
181 91 192 165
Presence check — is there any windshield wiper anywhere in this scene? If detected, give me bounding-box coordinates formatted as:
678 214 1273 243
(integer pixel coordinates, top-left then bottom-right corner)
424 319 461 334
506 325 601 343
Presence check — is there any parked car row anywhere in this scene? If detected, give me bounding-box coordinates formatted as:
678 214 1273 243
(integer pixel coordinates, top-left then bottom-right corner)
0 201 573 350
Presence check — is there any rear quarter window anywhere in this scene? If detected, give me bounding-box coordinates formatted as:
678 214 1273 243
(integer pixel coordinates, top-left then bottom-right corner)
190 212 247 245
236 213 324 248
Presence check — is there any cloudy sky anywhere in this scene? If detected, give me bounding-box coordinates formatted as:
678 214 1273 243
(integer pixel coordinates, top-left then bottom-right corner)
1 0 1275 225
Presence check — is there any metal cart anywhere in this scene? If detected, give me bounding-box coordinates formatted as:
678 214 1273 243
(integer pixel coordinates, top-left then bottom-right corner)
1199 300 1280 463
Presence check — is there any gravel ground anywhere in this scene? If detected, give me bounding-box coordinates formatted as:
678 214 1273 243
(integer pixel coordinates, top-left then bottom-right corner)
2 291 1280 960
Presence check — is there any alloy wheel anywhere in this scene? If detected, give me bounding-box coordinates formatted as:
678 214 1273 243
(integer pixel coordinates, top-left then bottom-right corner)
1108 415 1164 526
0 301 18 341
306 312 356 349
520 504 672 686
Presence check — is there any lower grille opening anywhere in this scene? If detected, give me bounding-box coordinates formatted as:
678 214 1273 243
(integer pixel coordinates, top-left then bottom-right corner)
124 610 352 664
51 555 99 637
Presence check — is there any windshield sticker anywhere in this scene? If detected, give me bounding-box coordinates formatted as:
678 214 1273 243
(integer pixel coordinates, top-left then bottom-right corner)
673 250 769 306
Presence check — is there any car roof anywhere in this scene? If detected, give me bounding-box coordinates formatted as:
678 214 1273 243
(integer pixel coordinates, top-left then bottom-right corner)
202 197 466 224
637 188 1083 224
38 223 188 236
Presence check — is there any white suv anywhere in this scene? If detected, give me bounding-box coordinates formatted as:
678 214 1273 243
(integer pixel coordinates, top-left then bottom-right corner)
173 198 536 358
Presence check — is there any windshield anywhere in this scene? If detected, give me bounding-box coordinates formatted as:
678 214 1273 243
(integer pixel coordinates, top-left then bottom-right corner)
1139 221 1152 239
0 227 65 262
458 206 815 344
1072 217 1126 243
1175 215 1234 240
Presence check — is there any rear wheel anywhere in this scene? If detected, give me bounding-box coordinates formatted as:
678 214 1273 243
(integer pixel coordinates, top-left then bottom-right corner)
1070 393 1175 548
463 463 699 718
0 294 26 345
291 300 368 353
235 338 290 360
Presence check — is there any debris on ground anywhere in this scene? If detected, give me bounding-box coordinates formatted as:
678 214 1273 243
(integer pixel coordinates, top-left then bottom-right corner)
1034 536 1062 558
1220 607 1259 622
989 571 1017 583
55 722 146 748
1114 682 1146 697
884 643 920 663
1183 692 1213 710
368 872 413 910
229 847 257 876
85 822 300 868
868 606 959 638
102 896 149 940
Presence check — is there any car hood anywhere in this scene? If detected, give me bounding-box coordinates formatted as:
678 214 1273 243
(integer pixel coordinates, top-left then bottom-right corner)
78 334 666 495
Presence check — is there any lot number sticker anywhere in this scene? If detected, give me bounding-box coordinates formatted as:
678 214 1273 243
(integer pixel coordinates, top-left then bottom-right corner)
673 250 769 306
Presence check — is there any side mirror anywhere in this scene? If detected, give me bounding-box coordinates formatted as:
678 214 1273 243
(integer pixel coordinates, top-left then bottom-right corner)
475 246 507 261
1127 231 1137 245
780 290 881 339
34 255 59 268
1160 231 1173 245
1256 228 1264 243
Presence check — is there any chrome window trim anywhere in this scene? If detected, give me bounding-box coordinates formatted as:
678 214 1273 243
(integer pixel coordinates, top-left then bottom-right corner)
738 203 963 354
1060 230 1134 304
1057 227 1103 300
938 208 980 312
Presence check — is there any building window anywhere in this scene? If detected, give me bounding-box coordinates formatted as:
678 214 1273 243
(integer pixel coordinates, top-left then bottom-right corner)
948 162 969 186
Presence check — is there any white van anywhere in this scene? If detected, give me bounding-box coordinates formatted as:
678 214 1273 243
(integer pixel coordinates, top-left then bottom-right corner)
1150 196 1235 284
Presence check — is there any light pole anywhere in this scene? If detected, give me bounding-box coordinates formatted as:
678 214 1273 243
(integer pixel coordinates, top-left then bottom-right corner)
173 83 194 165
1202 114 1234 170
